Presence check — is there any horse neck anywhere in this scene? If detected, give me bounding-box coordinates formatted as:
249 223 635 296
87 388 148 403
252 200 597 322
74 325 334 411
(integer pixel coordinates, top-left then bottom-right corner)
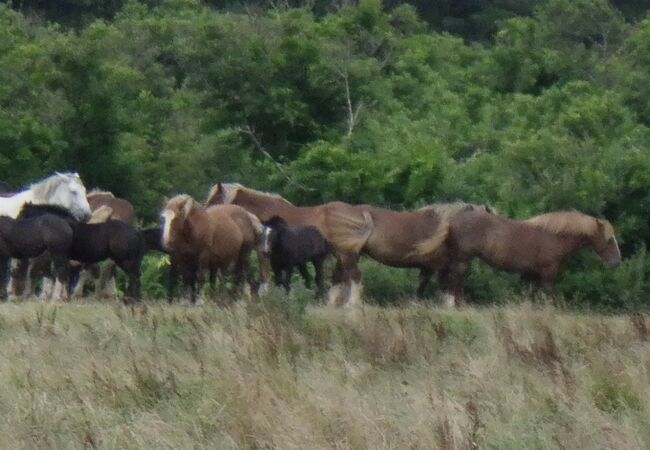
0 190 34 219
184 204 211 244
235 192 295 221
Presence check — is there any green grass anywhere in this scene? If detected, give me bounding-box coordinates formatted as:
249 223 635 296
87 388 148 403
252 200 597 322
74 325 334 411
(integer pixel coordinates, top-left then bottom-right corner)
0 299 648 449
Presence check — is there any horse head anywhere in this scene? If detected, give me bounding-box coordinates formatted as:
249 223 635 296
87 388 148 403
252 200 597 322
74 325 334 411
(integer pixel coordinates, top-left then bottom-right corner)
161 194 196 251
260 216 287 254
31 172 92 222
592 218 622 268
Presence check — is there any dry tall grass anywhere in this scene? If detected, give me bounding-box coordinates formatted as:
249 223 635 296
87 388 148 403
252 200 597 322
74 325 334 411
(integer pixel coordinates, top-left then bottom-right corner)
0 300 648 449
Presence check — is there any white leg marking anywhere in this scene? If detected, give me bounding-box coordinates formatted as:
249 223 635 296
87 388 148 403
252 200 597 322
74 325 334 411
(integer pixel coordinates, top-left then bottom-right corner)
71 270 90 298
346 281 363 307
40 278 54 301
328 284 343 306
441 293 456 308
258 282 269 297
51 279 63 303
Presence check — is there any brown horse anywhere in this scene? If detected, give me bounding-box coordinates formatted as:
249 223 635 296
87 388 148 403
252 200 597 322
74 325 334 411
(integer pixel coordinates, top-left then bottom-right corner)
206 183 451 306
437 205 622 304
162 194 264 302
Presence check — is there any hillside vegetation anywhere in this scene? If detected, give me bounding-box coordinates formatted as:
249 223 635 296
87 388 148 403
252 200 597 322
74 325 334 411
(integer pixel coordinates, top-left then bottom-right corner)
0 300 648 449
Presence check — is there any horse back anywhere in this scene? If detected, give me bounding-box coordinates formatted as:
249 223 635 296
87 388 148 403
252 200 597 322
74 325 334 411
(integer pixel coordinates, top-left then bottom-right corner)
89 194 135 225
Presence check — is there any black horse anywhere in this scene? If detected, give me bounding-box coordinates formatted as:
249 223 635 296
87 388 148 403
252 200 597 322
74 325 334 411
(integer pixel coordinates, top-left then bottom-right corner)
262 216 330 293
19 203 144 302
0 210 74 300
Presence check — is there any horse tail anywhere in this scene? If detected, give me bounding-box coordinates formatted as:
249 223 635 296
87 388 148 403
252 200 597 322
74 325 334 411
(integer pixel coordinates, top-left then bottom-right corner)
324 205 373 254
408 219 450 258
243 210 264 238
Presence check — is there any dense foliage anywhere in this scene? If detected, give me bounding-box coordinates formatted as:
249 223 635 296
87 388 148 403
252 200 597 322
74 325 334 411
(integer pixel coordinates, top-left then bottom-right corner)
3 0 650 307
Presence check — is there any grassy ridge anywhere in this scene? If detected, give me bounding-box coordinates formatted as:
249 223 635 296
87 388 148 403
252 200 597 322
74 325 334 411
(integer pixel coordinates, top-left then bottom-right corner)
0 300 648 449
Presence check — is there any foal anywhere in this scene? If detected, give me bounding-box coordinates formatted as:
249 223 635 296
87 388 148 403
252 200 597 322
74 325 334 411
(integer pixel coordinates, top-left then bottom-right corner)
262 216 330 293
0 212 74 301
19 203 144 302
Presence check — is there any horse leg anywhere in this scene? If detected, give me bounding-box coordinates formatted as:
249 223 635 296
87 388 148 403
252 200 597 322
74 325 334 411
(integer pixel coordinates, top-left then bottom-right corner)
9 258 30 299
98 262 118 299
313 258 325 296
282 265 294 293
71 265 92 298
338 252 362 307
298 263 312 289
438 261 469 308
50 256 70 302
0 257 10 301
417 268 433 297
117 258 142 304
257 251 271 296
328 258 345 306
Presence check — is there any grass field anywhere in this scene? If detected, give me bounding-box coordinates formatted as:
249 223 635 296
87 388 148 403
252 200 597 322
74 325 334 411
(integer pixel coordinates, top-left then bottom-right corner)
0 298 648 449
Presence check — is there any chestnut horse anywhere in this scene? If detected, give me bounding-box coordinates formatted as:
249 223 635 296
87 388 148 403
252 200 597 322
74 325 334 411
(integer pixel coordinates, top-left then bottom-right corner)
161 195 264 303
436 205 622 303
206 183 451 306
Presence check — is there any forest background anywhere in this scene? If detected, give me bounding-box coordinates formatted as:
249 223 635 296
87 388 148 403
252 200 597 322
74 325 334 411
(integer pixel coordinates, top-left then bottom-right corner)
2 0 650 308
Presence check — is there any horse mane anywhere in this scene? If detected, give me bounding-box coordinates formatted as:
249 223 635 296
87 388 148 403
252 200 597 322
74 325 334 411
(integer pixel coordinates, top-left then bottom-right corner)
19 202 76 220
88 189 115 198
165 194 197 219
524 211 614 239
418 202 496 220
30 172 81 202
208 182 294 206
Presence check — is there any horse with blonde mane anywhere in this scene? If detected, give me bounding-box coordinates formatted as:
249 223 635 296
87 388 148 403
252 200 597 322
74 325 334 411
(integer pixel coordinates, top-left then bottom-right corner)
438 206 622 304
206 183 451 306
162 195 265 303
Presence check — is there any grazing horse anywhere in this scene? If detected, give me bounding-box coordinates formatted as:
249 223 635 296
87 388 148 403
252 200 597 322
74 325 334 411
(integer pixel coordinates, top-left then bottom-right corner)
261 216 330 293
19 204 144 302
438 206 622 303
0 212 75 301
161 195 264 303
0 172 91 221
206 183 451 306
72 190 136 298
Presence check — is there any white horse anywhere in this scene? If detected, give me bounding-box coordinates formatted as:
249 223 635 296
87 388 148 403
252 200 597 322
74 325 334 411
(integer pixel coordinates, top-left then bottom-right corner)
0 172 92 221
3 172 92 301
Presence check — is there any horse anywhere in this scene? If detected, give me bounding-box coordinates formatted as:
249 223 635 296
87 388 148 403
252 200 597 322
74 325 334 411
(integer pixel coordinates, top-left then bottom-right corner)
10 205 115 299
71 190 136 298
206 183 451 306
262 216 330 293
18 203 144 302
0 210 75 301
161 195 265 302
0 172 91 221
436 205 622 304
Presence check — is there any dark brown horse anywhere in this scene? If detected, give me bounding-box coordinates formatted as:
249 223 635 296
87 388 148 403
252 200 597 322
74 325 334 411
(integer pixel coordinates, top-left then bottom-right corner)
162 195 264 302
436 206 622 304
206 183 451 306
78 190 136 297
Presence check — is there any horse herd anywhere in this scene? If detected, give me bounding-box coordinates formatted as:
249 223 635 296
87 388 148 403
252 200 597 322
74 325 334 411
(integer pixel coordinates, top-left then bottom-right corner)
0 173 622 307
